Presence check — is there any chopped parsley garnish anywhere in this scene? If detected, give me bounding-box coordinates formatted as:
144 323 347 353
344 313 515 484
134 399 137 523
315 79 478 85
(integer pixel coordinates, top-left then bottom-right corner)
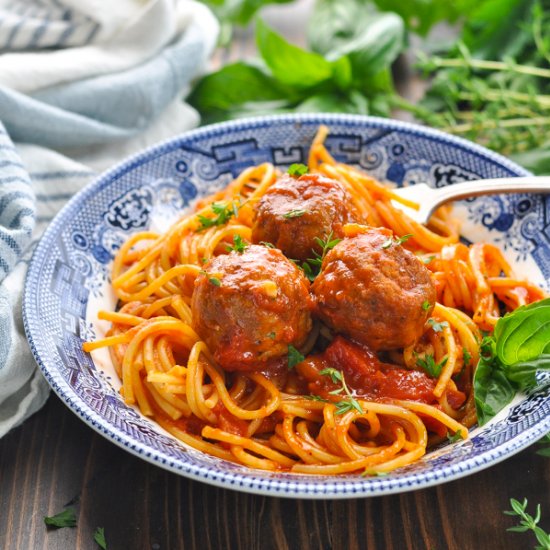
446 430 464 443
414 352 448 378
260 241 275 248
301 232 342 282
319 367 343 384
422 255 436 265
421 300 431 311
288 345 305 369
319 368 364 415
267 332 276 339
44 508 77 529
381 233 413 249
226 234 248 253
463 347 472 365
283 208 307 219
94 527 108 549
200 270 222 287
287 163 308 177
197 200 239 231
428 318 449 332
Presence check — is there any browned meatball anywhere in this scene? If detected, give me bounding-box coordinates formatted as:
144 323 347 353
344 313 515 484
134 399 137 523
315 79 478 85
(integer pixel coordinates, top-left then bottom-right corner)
251 173 355 261
311 227 436 350
191 244 313 371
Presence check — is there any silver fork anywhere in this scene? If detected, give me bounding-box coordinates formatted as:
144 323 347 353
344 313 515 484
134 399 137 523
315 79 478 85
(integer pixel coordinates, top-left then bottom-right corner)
392 176 550 224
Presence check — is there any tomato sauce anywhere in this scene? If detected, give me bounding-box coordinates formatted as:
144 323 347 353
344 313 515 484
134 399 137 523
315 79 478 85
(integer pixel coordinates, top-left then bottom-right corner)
301 336 438 404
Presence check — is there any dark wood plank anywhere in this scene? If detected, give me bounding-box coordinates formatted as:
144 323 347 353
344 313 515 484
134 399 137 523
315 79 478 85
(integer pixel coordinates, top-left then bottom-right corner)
1 393 548 550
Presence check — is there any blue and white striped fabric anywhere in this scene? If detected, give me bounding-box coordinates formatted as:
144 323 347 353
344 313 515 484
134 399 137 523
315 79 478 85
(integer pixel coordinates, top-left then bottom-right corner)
0 0 218 437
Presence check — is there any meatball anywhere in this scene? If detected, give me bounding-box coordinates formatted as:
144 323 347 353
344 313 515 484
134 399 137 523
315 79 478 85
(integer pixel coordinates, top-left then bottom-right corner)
251 173 355 261
191 244 313 371
311 227 436 350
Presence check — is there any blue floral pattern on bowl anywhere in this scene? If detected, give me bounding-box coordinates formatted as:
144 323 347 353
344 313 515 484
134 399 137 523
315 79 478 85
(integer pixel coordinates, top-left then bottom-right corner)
23 114 550 498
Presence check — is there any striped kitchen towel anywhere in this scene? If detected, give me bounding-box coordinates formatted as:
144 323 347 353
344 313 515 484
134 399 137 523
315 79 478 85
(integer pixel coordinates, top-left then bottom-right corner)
0 0 218 437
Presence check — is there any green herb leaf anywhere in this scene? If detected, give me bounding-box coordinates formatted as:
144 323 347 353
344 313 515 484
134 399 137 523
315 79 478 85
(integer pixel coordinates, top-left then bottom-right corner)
503 498 550 548
307 1 405 84
260 241 275 249
319 367 343 384
319 368 364 415
197 201 238 231
422 300 431 311
287 163 308 176
226 234 248 253
536 433 550 457
381 233 413 249
415 353 448 378
208 277 221 287
256 19 334 89
267 332 276 340
300 231 342 281
94 527 107 550
44 508 77 529
282 209 307 219
187 62 295 124
288 345 305 369
463 347 472 365
494 298 550 365
446 430 464 443
473 336 517 425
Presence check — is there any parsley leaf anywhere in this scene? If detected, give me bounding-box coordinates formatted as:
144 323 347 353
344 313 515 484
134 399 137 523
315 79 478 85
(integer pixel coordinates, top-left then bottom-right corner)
428 318 449 332
301 231 342 282
415 352 448 378
44 508 77 529
226 234 248 253
94 527 108 549
381 233 413 249
283 209 308 219
260 241 275 248
208 277 221 287
446 430 464 443
463 347 472 365
287 163 308 176
421 300 431 311
288 345 305 369
197 201 239 231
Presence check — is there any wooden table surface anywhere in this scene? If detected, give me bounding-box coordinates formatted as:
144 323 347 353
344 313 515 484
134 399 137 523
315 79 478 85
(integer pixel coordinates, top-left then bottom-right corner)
2 3 549 549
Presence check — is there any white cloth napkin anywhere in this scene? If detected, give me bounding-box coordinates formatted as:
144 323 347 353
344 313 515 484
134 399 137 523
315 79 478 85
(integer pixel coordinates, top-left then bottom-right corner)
0 0 219 437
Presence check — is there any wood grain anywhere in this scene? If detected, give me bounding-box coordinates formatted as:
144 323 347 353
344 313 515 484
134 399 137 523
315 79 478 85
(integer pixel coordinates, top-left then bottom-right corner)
1 393 548 550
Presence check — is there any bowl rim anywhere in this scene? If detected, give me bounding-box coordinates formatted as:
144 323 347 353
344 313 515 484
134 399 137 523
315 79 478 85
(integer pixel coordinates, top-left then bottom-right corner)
23 113 550 499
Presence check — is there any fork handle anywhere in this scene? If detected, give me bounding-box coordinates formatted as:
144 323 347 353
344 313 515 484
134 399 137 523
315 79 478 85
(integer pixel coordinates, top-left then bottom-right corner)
433 176 550 207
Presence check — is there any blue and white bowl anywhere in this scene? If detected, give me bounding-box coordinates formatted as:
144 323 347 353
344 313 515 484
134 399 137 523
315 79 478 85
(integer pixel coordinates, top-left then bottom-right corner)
23 114 550 498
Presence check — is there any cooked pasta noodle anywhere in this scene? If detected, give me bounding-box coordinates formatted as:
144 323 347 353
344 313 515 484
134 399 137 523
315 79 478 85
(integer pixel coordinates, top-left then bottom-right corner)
83 126 546 475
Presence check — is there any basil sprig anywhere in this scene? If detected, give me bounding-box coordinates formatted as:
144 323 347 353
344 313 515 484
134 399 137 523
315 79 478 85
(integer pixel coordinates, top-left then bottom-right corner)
474 298 550 425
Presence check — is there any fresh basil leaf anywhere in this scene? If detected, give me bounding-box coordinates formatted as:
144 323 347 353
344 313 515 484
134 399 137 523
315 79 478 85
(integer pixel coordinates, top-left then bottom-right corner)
494 298 550 365
187 62 295 123
256 19 334 89
473 340 517 425
503 355 550 389
308 1 405 83
372 0 477 36
295 90 370 115
307 0 369 56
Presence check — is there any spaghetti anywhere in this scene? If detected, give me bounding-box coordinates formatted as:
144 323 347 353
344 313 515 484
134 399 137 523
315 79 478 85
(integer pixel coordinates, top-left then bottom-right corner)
83 126 546 475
